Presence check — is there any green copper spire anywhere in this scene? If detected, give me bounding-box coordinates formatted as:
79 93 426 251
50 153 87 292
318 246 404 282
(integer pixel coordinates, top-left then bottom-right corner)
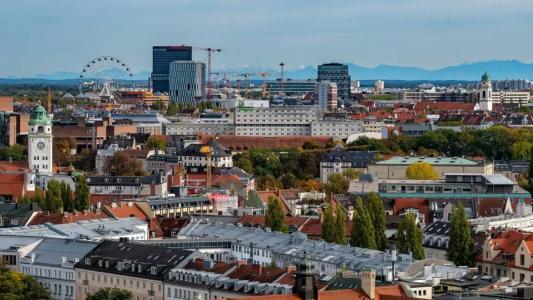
29 105 52 126
481 71 490 82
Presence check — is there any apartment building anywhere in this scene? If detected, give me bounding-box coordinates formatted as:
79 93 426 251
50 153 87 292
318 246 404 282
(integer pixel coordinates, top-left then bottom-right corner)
19 238 98 300
75 241 195 300
234 107 317 136
320 150 377 183
86 174 167 200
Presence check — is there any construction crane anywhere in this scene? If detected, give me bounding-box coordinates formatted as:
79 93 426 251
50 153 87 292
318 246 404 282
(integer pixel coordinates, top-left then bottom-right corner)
187 46 222 101
238 72 271 99
199 145 212 189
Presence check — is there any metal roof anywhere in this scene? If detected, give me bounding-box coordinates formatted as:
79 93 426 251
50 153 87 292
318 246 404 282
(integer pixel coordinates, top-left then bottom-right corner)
375 156 481 166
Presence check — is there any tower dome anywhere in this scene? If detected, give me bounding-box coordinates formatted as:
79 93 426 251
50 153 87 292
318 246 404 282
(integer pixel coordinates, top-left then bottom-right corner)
29 105 52 126
481 71 490 82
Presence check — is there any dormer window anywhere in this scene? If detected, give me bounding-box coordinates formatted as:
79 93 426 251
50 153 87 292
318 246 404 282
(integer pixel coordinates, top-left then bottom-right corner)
85 257 91 265
150 266 157 275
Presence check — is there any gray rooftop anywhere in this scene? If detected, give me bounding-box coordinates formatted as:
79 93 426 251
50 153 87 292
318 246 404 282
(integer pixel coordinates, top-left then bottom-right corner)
20 237 98 267
375 156 482 166
0 217 147 241
178 220 413 274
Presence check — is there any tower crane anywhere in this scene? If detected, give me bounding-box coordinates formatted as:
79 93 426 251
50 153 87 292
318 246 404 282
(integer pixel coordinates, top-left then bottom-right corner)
186 45 222 101
199 145 213 189
238 72 271 99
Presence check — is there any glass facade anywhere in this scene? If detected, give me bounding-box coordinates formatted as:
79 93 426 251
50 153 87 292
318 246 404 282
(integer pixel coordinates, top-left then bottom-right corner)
317 63 351 100
151 46 192 93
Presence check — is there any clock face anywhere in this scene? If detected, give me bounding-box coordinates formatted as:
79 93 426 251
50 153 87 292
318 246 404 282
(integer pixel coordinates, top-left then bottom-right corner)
37 141 45 150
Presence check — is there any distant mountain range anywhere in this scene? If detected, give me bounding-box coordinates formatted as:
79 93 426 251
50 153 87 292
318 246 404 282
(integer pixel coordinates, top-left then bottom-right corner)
3 60 533 82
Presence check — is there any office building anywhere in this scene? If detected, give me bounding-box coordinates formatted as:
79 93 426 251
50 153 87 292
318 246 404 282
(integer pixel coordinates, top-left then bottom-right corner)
375 80 385 94
151 46 192 93
234 107 317 136
317 80 338 111
317 63 351 100
266 79 317 96
169 61 206 105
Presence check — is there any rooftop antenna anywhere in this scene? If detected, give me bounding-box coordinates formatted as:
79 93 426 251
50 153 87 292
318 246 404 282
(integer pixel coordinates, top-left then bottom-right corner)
279 62 285 96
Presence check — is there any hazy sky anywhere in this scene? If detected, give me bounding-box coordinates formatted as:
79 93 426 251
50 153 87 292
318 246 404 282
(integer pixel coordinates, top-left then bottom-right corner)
2 0 533 77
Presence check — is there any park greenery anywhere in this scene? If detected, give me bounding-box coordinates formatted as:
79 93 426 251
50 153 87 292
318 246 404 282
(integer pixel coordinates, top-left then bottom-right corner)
350 198 377 249
20 176 90 213
322 203 347 245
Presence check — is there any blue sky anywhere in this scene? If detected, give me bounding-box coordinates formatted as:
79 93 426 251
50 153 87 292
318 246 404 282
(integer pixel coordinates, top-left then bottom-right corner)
1 0 533 77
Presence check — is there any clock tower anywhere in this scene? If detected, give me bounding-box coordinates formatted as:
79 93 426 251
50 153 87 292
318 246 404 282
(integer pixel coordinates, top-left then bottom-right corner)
478 71 493 111
28 105 53 174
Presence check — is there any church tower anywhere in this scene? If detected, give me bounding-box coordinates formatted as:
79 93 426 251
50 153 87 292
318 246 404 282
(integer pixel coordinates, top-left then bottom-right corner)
28 105 53 174
479 71 493 111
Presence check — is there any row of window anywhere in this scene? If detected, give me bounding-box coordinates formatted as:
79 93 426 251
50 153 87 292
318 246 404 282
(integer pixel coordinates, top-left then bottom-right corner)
33 156 49 160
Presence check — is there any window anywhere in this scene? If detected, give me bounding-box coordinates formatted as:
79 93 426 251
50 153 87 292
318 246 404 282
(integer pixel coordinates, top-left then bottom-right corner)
521 254 525 266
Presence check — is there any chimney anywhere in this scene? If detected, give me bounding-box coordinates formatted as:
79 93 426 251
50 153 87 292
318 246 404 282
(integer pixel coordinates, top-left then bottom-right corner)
286 265 297 273
293 260 317 300
360 269 376 300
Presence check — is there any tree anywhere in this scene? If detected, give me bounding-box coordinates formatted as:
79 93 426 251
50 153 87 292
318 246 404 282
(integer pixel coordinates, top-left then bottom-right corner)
333 205 347 245
302 141 320 150
342 168 361 181
281 173 298 188
397 213 425 260
324 173 349 196
265 196 288 233
151 99 165 111
75 175 90 211
447 203 475 266
32 187 44 207
86 288 133 300
511 141 532 160
166 101 179 116
256 175 282 191
43 179 63 213
61 181 73 212
105 151 146 176
405 162 439 180
0 269 52 300
0 144 27 161
146 135 166 152
350 198 376 249
322 203 335 243
367 192 388 251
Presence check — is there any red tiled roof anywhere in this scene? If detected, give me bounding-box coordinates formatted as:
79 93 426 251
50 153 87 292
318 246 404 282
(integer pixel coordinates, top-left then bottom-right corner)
0 173 26 201
103 202 149 220
185 258 235 274
0 161 29 172
228 264 286 283
28 210 110 225
414 100 475 113
393 198 429 223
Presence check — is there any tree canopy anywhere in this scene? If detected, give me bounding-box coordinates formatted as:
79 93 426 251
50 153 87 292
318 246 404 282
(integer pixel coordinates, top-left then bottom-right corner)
86 288 133 300
324 173 349 196
0 269 52 300
447 203 475 266
75 175 90 211
350 198 376 249
405 162 439 180
146 135 166 152
105 151 146 176
366 192 388 251
0 144 27 161
265 196 288 233
397 213 425 260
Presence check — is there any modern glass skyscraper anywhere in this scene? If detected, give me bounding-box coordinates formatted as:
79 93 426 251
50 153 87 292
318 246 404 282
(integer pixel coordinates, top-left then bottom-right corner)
169 61 206 105
151 46 192 93
317 63 351 100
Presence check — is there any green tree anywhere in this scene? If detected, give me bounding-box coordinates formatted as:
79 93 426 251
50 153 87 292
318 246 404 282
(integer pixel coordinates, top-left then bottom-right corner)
0 144 27 161
32 187 44 207
256 175 283 191
233 153 253 174
333 205 347 245
43 179 63 213
447 203 475 266
512 141 532 160
405 162 439 180
86 288 133 300
281 173 298 188
397 213 425 260
146 135 167 152
265 196 288 233
75 175 90 211
0 269 52 300
367 192 388 251
324 173 349 196
350 198 376 249
61 181 74 212
166 101 179 116
151 99 165 111
321 203 335 243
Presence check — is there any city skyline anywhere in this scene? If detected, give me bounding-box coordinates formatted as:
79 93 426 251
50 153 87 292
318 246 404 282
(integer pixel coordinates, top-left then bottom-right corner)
2 0 533 77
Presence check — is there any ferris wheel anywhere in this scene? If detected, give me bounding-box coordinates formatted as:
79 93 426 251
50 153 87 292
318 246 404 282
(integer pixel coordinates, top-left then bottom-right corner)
79 56 134 91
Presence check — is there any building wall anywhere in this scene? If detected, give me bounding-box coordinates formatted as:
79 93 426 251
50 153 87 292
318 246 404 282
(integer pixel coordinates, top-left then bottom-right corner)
368 164 492 180
169 61 206 105
20 262 76 300
76 269 164 300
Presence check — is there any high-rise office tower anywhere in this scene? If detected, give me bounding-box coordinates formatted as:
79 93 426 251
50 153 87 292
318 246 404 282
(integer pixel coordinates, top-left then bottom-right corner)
151 46 192 93
169 61 206 105
317 63 351 100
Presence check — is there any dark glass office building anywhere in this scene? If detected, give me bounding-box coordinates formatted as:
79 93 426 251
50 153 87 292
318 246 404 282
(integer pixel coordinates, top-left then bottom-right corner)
151 46 192 93
317 63 351 100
